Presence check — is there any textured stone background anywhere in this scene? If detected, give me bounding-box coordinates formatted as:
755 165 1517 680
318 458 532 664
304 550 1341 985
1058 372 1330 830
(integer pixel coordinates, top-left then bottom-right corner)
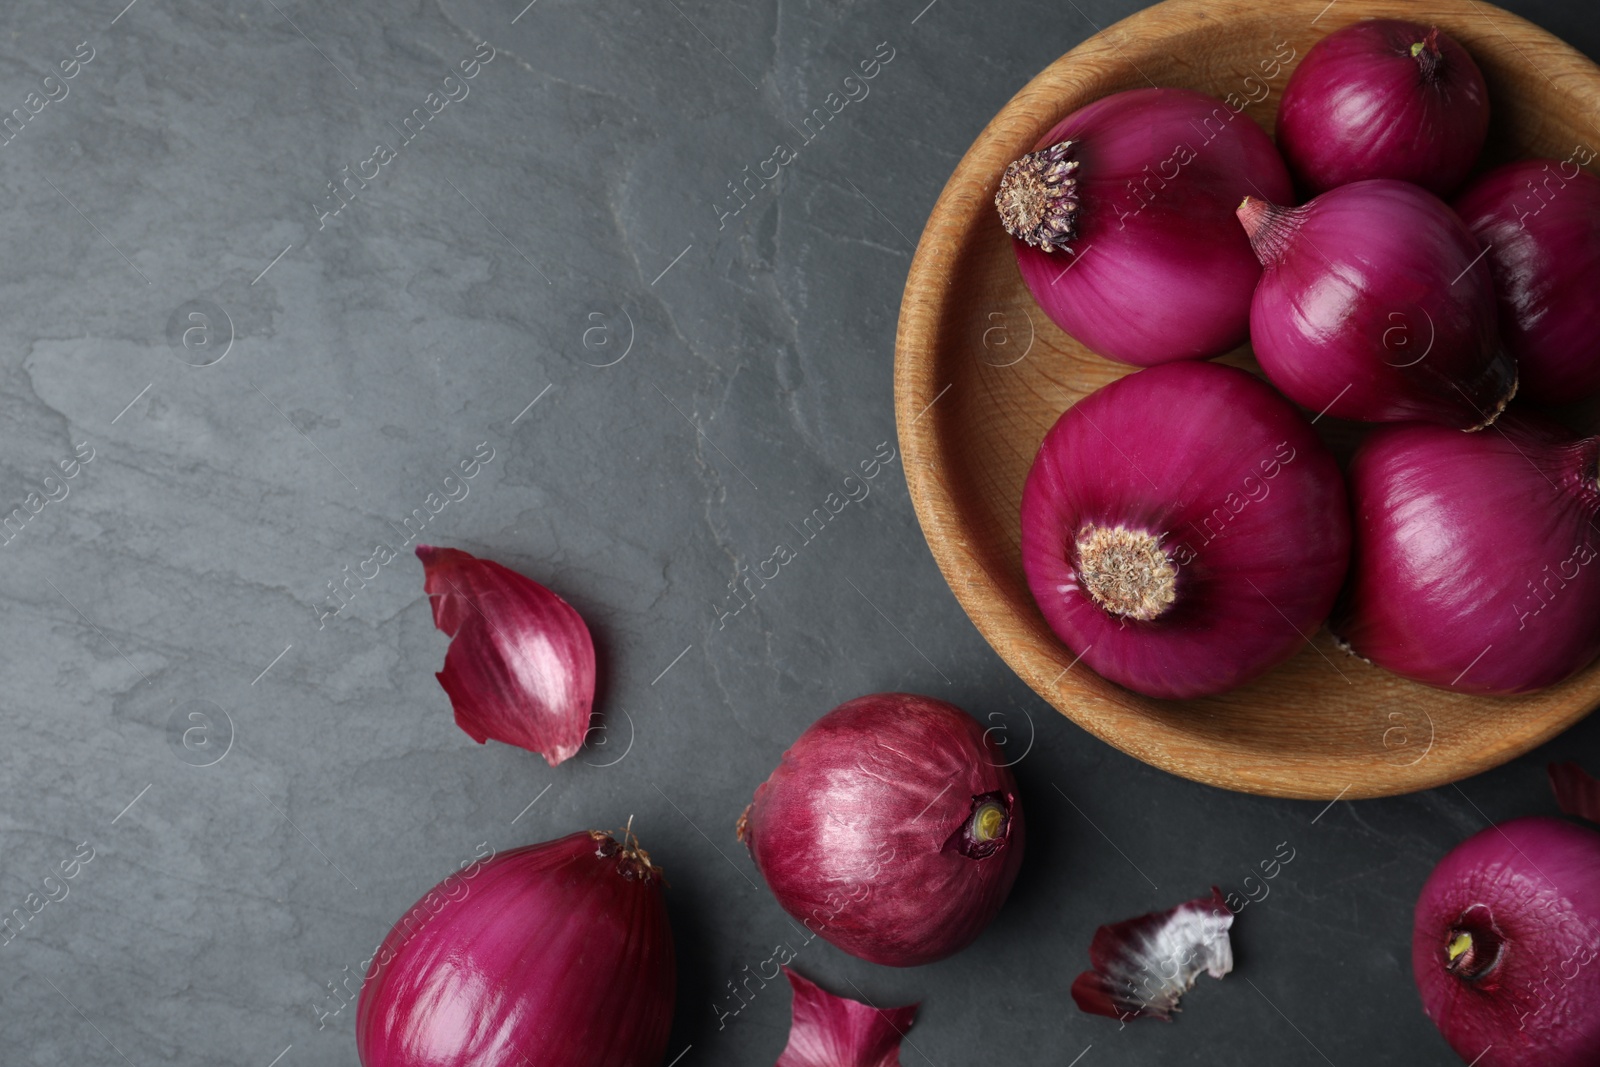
2 0 1598 1064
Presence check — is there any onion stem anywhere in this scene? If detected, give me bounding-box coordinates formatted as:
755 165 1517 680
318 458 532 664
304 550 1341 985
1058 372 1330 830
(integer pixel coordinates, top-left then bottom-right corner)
950 792 1013 860
1444 909 1504 981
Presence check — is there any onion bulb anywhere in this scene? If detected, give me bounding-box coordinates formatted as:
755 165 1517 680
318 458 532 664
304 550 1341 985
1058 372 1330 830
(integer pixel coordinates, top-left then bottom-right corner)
1276 19 1489 198
1413 816 1600 1066
1455 159 1600 405
995 87 1293 366
1020 361 1349 699
739 692 1024 967
1239 179 1515 430
356 827 674 1067
1336 416 1600 694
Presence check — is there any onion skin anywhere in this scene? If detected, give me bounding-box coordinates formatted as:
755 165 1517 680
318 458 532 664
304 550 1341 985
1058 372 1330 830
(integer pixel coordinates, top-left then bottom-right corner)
1277 19 1489 198
741 693 1024 967
1337 416 1600 694
355 830 674 1067
776 969 918 1067
1241 179 1515 430
416 545 596 766
1412 816 1600 1066
1020 362 1349 699
1455 159 1600 405
1549 762 1600 825
1003 87 1293 366
1071 887 1234 1022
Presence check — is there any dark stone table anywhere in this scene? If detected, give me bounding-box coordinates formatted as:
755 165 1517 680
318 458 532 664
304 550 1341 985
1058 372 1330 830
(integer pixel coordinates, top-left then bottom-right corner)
2 0 1596 1063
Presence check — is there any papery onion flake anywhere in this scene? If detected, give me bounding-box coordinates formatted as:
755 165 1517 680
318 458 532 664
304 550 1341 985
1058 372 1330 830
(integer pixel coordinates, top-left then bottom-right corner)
1071 887 1235 1023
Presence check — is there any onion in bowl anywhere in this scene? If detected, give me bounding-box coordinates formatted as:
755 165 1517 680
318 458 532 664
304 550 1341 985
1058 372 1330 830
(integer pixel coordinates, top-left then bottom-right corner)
1276 18 1489 198
1455 157 1600 406
1335 414 1600 694
996 87 1293 366
1238 179 1515 430
1020 361 1349 699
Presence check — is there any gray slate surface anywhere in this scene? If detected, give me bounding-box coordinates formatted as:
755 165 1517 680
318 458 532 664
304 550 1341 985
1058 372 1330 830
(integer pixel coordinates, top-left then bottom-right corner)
2 0 1598 1064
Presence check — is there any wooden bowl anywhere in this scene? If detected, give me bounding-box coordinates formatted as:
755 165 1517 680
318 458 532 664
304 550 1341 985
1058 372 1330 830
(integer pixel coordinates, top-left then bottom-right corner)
894 0 1600 799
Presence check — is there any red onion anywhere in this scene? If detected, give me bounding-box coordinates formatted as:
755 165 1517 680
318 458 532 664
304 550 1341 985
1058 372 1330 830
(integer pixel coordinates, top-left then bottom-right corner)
1455 157 1600 405
1336 416 1600 693
776 969 918 1067
417 545 596 766
995 87 1292 366
1239 179 1515 429
1020 361 1349 699
739 692 1024 967
1276 19 1489 198
356 827 675 1067
1549 762 1600 825
1071 887 1234 1023
1412 816 1600 1066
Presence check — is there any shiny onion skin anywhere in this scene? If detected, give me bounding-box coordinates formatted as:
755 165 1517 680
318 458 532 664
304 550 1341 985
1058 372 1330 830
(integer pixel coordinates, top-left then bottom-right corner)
356 830 674 1067
996 87 1293 366
1336 417 1600 694
1276 19 1489 198
1412 817 1600 1066
740 693 1024 967
1240 180 1515 430
1455 159 1600 405
776 969 918 1067
416 545 596 766
1020 362 1349 699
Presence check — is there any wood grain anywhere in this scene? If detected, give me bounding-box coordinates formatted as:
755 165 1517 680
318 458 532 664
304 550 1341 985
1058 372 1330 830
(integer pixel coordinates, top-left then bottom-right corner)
893 0 1600 799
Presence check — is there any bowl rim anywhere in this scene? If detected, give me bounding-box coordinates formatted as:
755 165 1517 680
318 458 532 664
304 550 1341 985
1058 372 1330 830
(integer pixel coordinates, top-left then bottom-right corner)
893 0 1600 799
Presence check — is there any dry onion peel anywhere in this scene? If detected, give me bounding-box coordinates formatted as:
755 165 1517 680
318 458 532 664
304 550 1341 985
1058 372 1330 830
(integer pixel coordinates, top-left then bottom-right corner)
1071 887 1234 1023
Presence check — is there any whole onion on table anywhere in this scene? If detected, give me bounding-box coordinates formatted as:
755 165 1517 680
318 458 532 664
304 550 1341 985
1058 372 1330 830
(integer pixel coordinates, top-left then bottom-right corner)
1276 18 1489 198
1020 361 1349 699
740 692 1023 967
1239 179 1515 429
356 827 674 1067
1455 158 1600 405
1414 812 1600 1065
1336 415 1600 693
995 87 1292 366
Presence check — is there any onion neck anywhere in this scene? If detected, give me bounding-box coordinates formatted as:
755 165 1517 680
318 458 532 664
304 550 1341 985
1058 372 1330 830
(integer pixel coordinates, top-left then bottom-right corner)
1444 904 1505 982
1410 27 1445 83
1237 197 1297 267
946 792 1013 859
591 824 662 883
995 140 1082 252
1075 524 1177 621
